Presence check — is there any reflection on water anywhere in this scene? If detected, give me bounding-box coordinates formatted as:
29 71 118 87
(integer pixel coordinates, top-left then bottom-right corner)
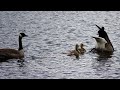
0 11 120 79
96 52 113 61
17 59 25 67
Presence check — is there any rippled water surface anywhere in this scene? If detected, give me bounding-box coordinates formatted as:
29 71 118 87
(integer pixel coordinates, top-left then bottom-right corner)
0 11 120 79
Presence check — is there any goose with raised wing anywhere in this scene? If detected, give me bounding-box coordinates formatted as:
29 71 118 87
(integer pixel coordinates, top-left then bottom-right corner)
95 25 114 52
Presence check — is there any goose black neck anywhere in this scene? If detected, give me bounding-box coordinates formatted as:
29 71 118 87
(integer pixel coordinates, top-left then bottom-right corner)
18 36 23 51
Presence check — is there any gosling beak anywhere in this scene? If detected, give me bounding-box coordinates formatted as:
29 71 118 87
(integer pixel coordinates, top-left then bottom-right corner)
84 44 87 46
80 44 87 47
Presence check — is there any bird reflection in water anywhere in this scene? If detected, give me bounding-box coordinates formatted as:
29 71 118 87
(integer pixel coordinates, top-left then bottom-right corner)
95 51 113 61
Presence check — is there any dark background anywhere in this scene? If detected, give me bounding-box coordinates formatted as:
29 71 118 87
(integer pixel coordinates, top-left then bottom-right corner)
0 0 120 88
0 0 120 10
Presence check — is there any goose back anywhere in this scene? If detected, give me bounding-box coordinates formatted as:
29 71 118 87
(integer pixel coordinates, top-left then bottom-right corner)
0 49 24 59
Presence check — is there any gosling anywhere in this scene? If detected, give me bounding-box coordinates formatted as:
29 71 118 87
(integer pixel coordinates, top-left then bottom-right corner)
78 43 86 54
67 44 81 58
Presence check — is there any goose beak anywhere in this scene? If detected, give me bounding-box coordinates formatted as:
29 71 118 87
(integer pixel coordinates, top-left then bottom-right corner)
92 36 96 39
92 36 98 40
24 34 28 37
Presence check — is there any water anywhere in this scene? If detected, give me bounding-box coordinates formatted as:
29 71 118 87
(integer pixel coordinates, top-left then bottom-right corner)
0 11 120 79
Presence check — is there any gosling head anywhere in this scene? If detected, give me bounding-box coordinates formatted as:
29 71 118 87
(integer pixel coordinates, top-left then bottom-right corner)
80 43 86 48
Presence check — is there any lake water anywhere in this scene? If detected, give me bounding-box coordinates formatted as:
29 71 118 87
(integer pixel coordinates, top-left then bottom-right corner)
0 11 120 79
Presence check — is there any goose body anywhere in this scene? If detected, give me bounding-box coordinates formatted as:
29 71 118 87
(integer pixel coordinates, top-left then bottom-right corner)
0 49 24 59
0 33 27 61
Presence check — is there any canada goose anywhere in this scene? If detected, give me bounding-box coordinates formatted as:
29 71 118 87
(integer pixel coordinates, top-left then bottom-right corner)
92 36 107 51
0 33 27 61
78 43 86 54
95 25 114 52
67 44 81 58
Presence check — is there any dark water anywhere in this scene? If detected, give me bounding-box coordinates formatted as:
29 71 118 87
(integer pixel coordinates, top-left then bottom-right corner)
0 11 120 79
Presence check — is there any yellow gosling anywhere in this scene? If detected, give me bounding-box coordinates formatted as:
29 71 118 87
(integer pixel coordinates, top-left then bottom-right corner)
67 44 80 58
78 43 86 54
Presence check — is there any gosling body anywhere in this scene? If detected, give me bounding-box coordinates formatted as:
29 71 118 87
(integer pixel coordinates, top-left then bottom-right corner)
67 43 86 58
67 44 81 58
78 43 86 54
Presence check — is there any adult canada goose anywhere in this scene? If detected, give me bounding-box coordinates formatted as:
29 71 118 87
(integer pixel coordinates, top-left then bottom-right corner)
67 44 81 58
0 33 27 61
78 43 86 54
95 25 114 52
92 36 113 59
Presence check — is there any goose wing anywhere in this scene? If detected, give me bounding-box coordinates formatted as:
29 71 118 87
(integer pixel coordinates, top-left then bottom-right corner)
0 49 19 54
0 49 20 59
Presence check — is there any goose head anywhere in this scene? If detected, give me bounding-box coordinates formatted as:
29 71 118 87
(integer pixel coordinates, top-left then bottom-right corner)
18 33 28 51
19 33 28 38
